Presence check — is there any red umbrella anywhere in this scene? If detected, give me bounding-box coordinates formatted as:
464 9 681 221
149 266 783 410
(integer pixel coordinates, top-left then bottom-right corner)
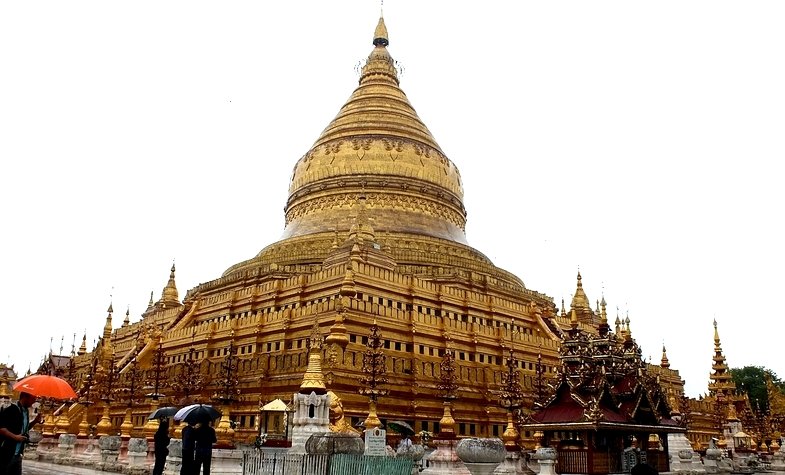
13 374 77 400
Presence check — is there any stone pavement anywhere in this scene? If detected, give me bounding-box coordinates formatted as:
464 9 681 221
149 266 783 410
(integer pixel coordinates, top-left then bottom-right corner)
23 459 121 474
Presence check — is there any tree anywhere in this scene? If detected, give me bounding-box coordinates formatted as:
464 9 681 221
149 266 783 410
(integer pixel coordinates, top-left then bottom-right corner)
731 366 784 414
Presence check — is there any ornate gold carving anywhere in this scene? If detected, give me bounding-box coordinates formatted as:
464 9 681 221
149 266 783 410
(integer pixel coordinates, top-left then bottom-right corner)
285 191 466 231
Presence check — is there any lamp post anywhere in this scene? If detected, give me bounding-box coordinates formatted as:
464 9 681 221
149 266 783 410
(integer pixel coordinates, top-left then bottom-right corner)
119 357 144 438
499 347 524 451
358 320 388 430
436 348 459 439
212 337 240 446
170 345 206 405
95 353 118 436
142 336 168 439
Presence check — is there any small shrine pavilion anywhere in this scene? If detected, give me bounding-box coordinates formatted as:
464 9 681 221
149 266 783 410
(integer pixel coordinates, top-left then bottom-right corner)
521 306 685 474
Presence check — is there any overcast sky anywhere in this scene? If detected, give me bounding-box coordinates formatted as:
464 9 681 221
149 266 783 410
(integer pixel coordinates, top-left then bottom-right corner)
1 1 783 398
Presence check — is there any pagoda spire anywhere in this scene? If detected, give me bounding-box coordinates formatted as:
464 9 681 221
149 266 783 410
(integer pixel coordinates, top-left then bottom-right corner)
78 333 87 356
569 270 594 323
122 306 130 327
708 319 736 399
359 14 398 84
103 303 114 342
598 294 609 336
299 320 327 394
373 15 389 47
159 262 180 307
661 344 670 368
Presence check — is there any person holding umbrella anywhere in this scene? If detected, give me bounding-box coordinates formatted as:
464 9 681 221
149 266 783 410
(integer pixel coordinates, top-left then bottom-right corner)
193 421 216 475
181 422 196 475
0 392 43 475
152 417 170 475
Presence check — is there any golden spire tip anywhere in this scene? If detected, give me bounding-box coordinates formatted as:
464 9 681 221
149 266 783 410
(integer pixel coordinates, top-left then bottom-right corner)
373 16 389 47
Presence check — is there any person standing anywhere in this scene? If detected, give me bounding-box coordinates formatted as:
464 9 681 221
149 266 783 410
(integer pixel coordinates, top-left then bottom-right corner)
180 422 195 475
0 392 42 475
193 421 216 475
152 418 170 475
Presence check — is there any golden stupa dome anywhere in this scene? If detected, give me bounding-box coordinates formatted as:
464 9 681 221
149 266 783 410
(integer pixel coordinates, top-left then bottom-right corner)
283 17 466 244
222 15 527 291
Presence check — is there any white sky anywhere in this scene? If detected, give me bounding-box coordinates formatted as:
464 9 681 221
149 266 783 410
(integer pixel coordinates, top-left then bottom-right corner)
1 1 783 398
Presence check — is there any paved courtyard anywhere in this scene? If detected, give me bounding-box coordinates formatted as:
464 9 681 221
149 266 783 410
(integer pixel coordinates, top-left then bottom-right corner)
23 460 117 474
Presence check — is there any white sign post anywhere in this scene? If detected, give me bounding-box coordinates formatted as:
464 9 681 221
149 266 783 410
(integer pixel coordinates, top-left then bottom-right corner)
364 428 387 456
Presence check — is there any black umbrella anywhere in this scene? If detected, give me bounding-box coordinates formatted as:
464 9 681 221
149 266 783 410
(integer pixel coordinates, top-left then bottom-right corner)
148 406 178 420
387 420 414 435
174 404 222 424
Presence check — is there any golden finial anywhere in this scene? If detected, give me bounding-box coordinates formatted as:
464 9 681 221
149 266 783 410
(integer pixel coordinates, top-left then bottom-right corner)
624 313 631 339
661 344 670 368
103 301 114 340
122 306 130 327
600 294 607 324
713 318 721 346
373 15 389 47
570 308 578 329
78 332 87 356
161 262 179 305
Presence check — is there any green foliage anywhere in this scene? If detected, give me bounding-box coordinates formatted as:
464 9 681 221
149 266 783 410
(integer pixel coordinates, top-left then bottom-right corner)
730 366 784 414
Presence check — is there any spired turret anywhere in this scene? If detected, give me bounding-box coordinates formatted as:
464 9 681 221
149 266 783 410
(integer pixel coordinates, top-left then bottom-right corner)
158 263 179 308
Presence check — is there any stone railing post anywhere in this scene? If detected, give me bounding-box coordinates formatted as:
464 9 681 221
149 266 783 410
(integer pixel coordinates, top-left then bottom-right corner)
96 435 122 472
54 433 77 464
126 437 150 475
164 439 183 475
676 449 694 473
533 447 557 475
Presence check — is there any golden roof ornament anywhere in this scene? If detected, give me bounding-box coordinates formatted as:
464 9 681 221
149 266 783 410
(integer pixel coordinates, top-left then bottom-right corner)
600 295 607 323
103 302 114 341
78 333 87 356
570 271 592 314
122 306 130 327
727 402 739 421
160 263 179 306
299 320 327 394
373 16 389 47
661 344 670 368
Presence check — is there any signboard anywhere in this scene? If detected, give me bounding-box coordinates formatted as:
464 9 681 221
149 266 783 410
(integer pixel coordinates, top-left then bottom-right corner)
365 428 387 456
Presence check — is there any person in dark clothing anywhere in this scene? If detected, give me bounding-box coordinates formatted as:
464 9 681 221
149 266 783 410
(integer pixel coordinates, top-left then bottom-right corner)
0 392 42 475
152 418 170 475
193 422 217 475
180 422 195 475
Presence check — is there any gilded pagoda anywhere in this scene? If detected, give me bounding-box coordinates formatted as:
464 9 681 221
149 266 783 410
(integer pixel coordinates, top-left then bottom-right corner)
45 15 648 446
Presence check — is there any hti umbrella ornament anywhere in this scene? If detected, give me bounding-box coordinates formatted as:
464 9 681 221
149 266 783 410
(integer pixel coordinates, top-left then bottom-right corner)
174 404 222 424
13 374 77 400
